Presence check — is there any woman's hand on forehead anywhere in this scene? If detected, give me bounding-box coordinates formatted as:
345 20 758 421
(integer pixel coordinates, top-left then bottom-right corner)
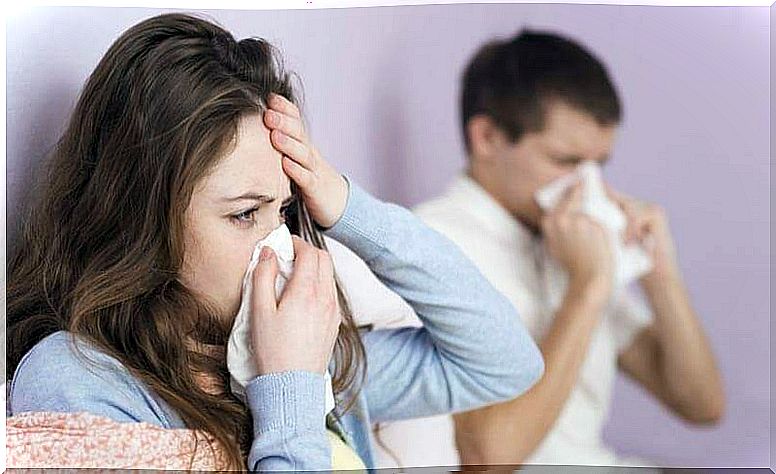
263 93 349 229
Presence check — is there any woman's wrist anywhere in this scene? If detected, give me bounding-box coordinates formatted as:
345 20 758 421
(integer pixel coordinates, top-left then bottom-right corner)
245 371 327 435
317 174 350 231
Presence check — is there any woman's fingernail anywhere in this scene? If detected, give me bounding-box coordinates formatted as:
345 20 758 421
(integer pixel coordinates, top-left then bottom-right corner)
266 110 278 125
259 246 272 261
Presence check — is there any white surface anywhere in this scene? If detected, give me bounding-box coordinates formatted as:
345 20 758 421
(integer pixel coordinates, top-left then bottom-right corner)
7 1 773 11
1 382 6 472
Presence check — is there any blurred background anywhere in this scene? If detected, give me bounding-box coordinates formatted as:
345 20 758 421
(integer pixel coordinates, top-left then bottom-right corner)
5 4 771 468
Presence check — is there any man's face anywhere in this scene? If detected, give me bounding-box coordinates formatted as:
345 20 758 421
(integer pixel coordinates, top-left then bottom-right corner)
494 100 617 232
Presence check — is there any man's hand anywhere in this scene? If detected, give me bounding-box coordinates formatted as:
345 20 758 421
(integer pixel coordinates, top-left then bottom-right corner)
541 182 614 301
607 187 679 285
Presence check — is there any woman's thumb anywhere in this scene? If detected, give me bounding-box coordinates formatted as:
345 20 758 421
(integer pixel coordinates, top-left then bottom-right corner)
252 246 279 315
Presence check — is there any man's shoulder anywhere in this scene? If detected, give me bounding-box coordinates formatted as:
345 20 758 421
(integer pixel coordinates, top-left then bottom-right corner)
413 189 475 237
413 192 458 219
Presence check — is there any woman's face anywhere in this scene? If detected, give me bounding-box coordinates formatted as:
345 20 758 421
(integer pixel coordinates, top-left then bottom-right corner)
180 113 293 319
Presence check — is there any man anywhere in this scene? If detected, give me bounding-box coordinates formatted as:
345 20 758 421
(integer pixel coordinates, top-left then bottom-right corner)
373 30 724 468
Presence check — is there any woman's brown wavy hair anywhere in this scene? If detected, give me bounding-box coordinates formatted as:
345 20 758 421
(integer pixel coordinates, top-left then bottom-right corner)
6 12 366 470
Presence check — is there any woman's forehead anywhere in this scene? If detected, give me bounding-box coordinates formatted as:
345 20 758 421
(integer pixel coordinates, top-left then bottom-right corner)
200 115 290 200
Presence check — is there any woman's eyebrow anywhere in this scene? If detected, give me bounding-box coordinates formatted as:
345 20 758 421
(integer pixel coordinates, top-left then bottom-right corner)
220 193 276 203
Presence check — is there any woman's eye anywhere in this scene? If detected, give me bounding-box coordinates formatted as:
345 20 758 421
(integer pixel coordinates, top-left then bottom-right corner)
554 159 576 168
231 208 259 226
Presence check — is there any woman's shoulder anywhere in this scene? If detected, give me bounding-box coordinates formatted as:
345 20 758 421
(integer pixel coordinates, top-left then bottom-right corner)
9 330 183 428
14 330 121 373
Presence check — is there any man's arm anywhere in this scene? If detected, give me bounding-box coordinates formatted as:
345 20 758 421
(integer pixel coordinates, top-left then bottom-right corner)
454 279 609 465
617 266 725 424
453 183 614 466
611 192 725 425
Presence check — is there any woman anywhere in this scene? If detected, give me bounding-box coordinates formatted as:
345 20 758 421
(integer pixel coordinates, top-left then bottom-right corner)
6 12 543 471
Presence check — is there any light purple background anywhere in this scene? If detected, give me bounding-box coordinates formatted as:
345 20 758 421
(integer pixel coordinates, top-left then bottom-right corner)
6 4 771 468
769 3 774 472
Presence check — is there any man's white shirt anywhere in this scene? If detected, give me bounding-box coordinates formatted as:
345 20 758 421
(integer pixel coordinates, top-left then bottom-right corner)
371 173 654 468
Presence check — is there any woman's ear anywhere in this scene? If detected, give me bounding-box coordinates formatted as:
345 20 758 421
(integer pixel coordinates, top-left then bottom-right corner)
466 115 508 165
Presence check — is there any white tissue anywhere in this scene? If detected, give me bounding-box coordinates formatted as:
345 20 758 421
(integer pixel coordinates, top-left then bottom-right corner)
534 161 653 296
226 224 336 415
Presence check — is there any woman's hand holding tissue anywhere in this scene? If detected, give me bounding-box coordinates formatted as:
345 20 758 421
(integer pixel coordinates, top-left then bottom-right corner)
264 93 349 229
606 188 679 285
540 182 614 304
250 237 341 375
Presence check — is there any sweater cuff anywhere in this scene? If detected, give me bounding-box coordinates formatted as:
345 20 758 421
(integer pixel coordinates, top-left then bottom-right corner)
245 371 326 435
323 175 386 259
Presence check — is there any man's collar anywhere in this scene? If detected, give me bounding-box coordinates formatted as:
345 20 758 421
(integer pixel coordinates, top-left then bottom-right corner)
447 173 538 249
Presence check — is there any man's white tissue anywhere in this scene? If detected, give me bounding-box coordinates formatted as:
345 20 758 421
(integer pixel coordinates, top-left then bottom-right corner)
535 161 653 306
227 224 336 415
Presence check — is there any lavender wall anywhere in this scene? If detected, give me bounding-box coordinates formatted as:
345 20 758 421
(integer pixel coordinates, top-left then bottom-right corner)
769 3 774 471
6 4 770 468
